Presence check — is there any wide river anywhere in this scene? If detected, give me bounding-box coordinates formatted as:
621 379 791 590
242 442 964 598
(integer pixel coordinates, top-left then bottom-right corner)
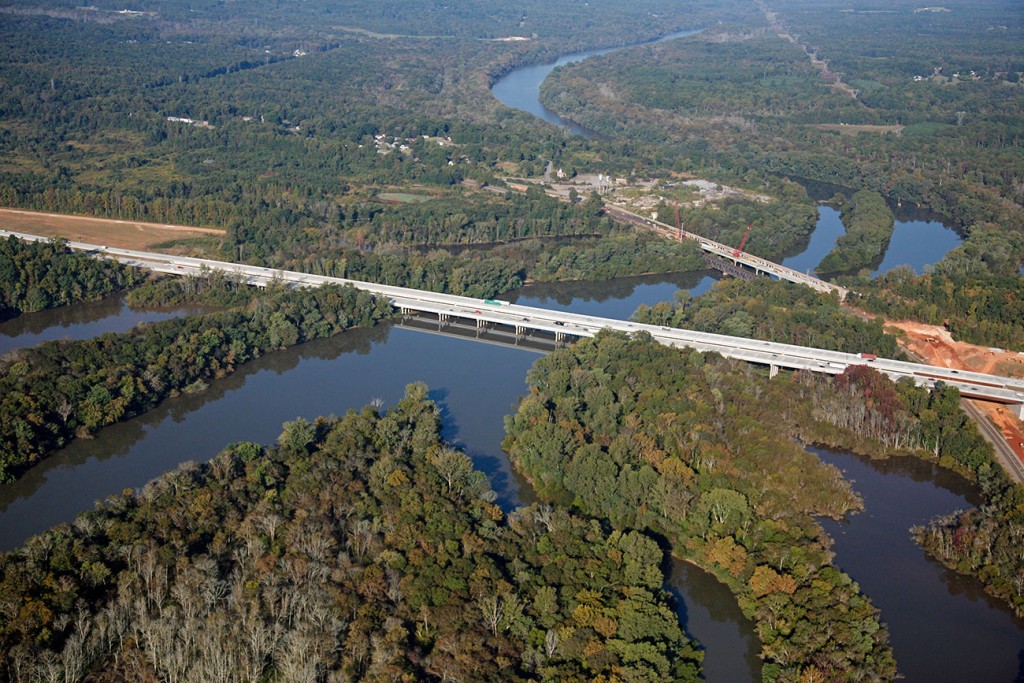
2 268 1022 681
0 33 1010 681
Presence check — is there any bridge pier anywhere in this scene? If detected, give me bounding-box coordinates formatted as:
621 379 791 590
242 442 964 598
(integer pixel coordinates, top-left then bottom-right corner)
1017 402 1024 420
770 364 779 379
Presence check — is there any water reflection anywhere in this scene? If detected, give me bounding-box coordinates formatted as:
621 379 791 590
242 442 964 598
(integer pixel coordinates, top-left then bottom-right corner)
777 204 961 279
509 270 718 317
815 448 1024 682
669 560 761 682
0 293 205 355
0 323 546 551
491 28 703 137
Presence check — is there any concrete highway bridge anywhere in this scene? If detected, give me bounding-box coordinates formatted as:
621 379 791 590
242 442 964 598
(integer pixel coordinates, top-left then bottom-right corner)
4 230 1022 417
604 205 850 300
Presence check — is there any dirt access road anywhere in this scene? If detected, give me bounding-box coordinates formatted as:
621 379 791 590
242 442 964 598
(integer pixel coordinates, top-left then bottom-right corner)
0 208 225 252
885 318 1024 482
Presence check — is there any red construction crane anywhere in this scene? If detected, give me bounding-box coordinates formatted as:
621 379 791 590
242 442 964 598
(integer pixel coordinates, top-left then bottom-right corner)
732 223 752 257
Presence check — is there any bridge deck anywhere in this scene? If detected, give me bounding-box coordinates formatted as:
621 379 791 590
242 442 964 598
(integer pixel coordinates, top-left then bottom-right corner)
3 229 1021 414
605 205 849 299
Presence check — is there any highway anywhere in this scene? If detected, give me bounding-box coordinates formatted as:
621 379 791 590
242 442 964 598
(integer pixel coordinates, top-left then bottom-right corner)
4 229 1023 416
604 205 850 299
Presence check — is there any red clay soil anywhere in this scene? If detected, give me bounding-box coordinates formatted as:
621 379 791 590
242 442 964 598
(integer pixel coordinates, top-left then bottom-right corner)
884 318 1024 465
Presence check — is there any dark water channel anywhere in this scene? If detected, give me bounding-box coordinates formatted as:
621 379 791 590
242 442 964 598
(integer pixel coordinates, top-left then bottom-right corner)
0 292 206 356
786 178 963 277
815 448 1024 682
4 269 1024 680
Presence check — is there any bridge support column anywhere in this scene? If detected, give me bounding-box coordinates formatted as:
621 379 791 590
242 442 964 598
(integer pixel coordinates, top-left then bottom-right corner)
555 332 565 345
1017 402 1024 420
770 364 779 379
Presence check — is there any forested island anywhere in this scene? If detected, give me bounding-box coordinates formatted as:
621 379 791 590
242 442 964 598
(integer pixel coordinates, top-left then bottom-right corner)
0 388 701 681
1 0 1023 680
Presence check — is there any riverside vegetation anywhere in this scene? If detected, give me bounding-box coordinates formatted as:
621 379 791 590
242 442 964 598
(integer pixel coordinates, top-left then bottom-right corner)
816 191 895 275
503 330 1013 681
0 276 392 484
1 0 1022 677
0 237 143 319
0 387 702 681
633 277 901 357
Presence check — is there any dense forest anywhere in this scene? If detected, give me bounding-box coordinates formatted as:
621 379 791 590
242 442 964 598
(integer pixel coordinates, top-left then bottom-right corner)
1 0 1023 678
503 332 895 681
633 277 902 357
503 331 1014 680
0 387 702 681
0 237 142 318
850 224 1024 350
0 280 392 483
540 0 1024 233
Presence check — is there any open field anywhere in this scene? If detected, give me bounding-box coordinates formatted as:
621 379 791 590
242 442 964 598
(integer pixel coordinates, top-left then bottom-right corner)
0 208 225 252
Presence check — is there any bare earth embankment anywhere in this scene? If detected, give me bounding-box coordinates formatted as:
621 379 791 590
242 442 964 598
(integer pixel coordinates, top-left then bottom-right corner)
885 318 1024 475
0 208 225 251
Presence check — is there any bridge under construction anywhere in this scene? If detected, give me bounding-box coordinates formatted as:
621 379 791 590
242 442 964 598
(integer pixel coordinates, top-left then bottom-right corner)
604 205 850 299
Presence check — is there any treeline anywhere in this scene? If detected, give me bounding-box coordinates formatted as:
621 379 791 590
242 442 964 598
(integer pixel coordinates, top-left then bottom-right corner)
808 366 999 471
352 191 614 247
0 283 392 484
0 387 702 681
0 237 142 318
914 470 1024 619
817 190 895 274
527 233 705 281
503 332 898 681
287 234 705 300
633 278 902 356
805 363 1024 619
851 225 1024 350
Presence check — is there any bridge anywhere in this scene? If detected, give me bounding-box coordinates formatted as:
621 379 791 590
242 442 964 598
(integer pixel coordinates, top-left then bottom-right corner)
3 229 1022 417
604 205 850 299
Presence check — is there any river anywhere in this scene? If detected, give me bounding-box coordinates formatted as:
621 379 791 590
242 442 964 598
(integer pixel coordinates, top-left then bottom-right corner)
492 36 964 280
490 28 703 138
0 29 1013 683
3 271 1023 681
0 292 207 356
